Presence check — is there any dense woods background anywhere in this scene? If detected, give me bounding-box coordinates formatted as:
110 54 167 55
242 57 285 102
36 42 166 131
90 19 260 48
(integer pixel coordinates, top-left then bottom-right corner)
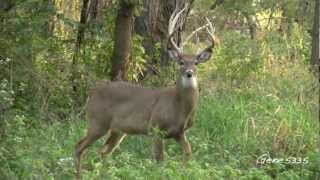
0 0 319 179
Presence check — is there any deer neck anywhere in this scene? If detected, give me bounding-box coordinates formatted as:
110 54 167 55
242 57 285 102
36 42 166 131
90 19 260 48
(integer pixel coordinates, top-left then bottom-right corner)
176 75 199 111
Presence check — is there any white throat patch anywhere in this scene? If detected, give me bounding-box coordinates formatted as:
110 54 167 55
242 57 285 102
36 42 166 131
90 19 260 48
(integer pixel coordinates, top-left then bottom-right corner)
181 76 198 89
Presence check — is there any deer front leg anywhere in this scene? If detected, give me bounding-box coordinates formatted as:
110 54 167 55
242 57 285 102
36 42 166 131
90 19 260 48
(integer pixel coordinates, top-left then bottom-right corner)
100 131 126 157
153 137 165 162
175 132 191 166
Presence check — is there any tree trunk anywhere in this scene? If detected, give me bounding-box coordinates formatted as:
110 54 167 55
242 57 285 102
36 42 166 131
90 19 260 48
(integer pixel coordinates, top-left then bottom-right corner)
278 4 293 37
0 0 14 23
135 0 193 76
88 0 100 21
47 0 55 35
71 0 90 93
109 1 136 81
311 0 319 74
310 0 320 154
243 12 257 40
73 0 90 61
0 0 13 11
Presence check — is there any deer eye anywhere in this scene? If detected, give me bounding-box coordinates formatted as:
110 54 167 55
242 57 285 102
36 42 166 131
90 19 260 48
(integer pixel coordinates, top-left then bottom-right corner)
178 60 184 65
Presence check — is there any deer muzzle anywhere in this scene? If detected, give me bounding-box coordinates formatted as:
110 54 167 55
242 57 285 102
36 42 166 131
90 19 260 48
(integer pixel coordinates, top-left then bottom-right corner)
186 70 194 78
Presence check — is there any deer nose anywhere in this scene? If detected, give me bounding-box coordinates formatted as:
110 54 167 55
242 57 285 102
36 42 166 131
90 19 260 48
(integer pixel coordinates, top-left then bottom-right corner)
186 70 194 78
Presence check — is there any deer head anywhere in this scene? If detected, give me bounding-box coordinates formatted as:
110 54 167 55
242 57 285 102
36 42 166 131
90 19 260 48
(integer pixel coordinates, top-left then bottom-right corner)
167 7 215 89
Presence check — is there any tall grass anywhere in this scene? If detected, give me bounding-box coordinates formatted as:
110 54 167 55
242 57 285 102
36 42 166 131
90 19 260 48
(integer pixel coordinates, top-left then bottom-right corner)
1 60 318 179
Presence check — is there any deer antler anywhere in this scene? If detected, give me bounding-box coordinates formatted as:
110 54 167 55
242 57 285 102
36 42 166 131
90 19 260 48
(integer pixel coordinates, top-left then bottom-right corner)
168 6 186 54
168 5 216 55
205 17 216 49
181 17 216 48
181 24 209 48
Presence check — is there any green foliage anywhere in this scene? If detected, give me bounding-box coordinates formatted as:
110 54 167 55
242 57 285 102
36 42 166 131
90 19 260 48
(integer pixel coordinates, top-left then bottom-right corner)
128 35 147 82
0 78 14 110
142 63 177 87
0 0 319 179
263 24 311 65
214 30 263 82
0 0 76 118
142 42 176 87
0 61 318 179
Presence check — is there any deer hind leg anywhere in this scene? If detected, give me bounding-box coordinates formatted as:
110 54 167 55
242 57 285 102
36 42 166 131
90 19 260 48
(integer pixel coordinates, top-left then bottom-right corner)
174 133 191 166
75 126 108 180
153 137 165 162
100 131 126 157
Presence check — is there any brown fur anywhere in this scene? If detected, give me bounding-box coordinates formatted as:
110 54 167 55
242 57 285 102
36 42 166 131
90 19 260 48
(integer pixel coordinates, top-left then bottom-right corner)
75 49 212 180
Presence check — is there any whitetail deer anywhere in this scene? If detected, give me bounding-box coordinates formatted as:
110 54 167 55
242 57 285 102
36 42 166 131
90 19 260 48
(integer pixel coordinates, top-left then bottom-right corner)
75 6 215 179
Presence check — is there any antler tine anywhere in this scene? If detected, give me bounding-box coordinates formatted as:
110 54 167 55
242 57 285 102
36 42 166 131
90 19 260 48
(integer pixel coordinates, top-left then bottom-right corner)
168 5 179 34
205 17 216 48
168 6 186 53
181 17 216 48
182 24 210 47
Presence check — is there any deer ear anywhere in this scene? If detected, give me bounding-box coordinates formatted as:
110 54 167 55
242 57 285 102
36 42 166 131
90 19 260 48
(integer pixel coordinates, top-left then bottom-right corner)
196 48 212 63
168 50 180 59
